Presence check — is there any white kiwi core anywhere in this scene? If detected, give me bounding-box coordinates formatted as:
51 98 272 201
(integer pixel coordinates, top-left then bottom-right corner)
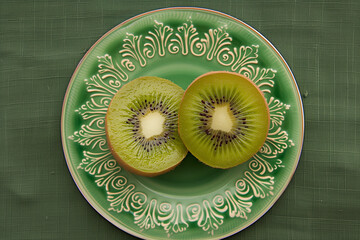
210 104 234 133
140 111 165 139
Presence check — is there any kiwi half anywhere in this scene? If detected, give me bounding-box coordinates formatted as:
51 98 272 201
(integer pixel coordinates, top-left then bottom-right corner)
105 76 188 177
178 71 270 169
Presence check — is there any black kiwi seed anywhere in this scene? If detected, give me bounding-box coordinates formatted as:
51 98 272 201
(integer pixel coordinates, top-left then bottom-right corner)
193 94 255 151
123 97 180 153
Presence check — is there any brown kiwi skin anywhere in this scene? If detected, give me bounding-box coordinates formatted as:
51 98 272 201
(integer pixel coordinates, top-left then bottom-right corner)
178 71 270 168
105 93 181 177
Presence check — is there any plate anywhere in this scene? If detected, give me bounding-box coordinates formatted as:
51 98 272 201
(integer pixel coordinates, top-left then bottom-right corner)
61 7 304 239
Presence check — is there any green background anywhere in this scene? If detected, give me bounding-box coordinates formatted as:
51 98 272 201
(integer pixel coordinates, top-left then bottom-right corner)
1 0 359 239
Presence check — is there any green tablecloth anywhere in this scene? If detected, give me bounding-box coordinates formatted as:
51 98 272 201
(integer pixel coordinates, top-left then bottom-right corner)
1 0 359 239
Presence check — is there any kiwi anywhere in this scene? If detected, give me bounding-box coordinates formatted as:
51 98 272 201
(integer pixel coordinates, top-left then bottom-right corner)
105 76 188 177
178 71 270 169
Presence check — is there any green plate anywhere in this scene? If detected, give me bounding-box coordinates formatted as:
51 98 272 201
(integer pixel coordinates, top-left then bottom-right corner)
61 7 304 239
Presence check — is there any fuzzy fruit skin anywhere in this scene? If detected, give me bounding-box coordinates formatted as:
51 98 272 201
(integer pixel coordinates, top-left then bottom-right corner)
178 71 270 169
105 76 187 177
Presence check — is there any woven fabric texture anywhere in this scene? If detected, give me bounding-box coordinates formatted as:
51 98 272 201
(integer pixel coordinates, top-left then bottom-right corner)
1 0 359 239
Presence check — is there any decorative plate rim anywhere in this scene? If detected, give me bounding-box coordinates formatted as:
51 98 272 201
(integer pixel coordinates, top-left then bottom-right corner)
61 7 304 240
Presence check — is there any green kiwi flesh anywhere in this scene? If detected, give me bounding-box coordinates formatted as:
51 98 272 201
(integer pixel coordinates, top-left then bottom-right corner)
106 76 188 176
178 71 270 169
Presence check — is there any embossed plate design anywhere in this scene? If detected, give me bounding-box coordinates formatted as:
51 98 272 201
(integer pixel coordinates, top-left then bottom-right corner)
61 7 304 239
